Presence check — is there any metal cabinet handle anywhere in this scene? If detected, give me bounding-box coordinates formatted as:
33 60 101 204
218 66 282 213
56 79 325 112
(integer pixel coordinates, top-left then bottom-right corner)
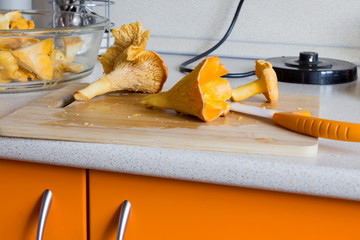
116 200 131 240
36 189 53 240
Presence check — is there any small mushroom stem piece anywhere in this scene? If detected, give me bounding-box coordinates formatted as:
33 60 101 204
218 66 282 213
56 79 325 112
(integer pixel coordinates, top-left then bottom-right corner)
231 60 279 103
231 78 266 102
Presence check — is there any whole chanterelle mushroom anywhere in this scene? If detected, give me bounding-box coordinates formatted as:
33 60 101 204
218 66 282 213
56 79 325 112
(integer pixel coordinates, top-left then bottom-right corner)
74 22 168 101
141 56 232 122
231 60 279 103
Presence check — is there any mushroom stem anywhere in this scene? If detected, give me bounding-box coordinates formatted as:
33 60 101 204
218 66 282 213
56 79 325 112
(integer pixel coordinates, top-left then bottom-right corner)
231 78 266 102
141 92 169 109
74 76 112 101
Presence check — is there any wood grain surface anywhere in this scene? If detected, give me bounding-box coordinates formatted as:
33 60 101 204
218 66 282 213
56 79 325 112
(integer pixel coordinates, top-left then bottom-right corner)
0 83 319 156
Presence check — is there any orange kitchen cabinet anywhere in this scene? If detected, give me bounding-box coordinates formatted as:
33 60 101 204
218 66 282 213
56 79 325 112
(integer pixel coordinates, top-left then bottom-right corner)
0 159 87 240
89 170 360 240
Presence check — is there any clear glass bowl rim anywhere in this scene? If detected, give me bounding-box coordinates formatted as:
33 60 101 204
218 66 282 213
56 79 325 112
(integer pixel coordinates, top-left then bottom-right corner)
0 9 111 36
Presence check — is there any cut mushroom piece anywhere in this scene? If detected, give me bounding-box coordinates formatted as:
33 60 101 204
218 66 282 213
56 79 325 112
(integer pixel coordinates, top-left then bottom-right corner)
4 11 22 23
51 49 83 75
63 63 83 73
0 37 39 50
0 15 9 30
10 17 35 30
0 51 19 82
13 67 36 82
0 51 35 82
63 36 84 63
12 38 54 81
0 11 35 30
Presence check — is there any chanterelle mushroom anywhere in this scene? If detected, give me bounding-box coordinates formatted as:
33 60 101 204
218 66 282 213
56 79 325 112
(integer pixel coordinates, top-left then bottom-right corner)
231 60 279 103
141 56 232 122
0 51 20 83
63 36 84 63
74 22 167 101
98 22 150 74
0 11 34 30
12 38 54 81
0 51 34 83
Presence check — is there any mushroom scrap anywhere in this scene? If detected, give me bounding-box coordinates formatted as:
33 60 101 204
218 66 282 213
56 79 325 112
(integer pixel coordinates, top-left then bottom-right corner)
74 22 168 101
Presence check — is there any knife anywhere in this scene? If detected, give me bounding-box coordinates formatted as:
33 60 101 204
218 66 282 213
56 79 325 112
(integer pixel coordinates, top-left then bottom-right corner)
230 102 360 142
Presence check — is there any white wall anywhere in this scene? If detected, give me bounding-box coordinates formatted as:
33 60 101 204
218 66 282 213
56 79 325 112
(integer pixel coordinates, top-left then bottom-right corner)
33 0 360 63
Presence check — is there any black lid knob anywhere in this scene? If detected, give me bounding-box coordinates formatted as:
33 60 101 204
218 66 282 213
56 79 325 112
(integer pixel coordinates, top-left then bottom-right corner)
299 52 319 64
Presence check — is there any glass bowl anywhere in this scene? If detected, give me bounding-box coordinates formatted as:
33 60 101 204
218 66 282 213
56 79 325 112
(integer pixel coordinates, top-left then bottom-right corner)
0 9 110 93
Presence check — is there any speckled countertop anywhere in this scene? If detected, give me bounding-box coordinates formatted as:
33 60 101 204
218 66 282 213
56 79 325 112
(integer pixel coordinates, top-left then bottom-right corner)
0 54 360 201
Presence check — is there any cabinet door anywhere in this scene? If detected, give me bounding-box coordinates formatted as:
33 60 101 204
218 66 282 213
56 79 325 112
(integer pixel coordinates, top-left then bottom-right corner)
0 159 87 240
89 170 360 240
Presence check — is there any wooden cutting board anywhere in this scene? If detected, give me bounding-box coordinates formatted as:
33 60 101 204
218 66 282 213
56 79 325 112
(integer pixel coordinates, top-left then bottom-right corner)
0 83 319 157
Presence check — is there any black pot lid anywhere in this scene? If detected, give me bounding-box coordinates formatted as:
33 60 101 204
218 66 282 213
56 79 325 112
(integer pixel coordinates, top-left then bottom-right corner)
266 52 357 84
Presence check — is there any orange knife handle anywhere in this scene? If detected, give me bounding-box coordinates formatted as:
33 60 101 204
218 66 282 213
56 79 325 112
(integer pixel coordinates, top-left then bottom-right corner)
272 112 360 142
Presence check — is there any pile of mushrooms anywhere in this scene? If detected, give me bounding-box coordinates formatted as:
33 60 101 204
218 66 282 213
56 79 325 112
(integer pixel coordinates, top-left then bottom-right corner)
73 22 279 123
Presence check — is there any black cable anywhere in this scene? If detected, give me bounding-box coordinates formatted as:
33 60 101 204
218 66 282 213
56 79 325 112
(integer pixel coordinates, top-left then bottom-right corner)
179 0 255 78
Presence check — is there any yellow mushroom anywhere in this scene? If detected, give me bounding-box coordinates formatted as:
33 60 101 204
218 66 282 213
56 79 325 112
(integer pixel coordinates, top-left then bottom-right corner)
231 60 279 103
141 56 232 122
9 16 35 30
63 36 84 63
0 51 35 83
0 51 19 83
0 15 9 30
74 49 167 101
74 22 167 101
12 38 54 81
98 21 150 74
0 11 34 30
0 37 39 51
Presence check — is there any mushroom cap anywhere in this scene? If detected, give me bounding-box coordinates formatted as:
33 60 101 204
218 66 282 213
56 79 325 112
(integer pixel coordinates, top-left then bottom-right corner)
74 50 168 101
199 56 232 121
75 22 168 101
98 22 150 74
255 60 279 103
112 50 168 93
